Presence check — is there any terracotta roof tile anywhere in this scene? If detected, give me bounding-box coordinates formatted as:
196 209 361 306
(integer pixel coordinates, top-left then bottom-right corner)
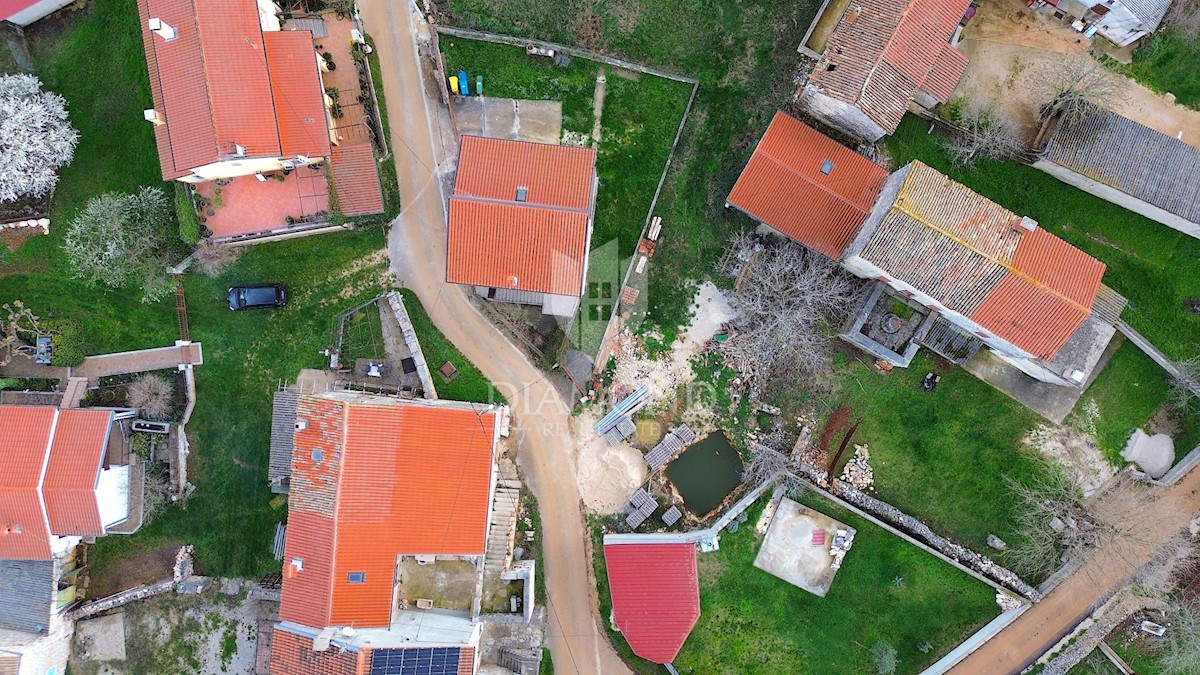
447 199 591 295
808 0 971 134
604 542 700 664
269 624 367 675
264 31 331 159
0 653 16 675
0 406 55 489
330 144 385 216
281 395 501 629
726 112 887 259
0 489 51 560
454 136 597 210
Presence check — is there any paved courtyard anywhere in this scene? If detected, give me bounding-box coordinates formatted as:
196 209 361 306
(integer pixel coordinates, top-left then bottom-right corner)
753 498 855 598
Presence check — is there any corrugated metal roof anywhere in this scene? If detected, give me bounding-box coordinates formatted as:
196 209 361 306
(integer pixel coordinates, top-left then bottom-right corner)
454 136 596 210
859 162 1105 359
1041 103 1200 225
265 31 332 159
269 623 367 675
1121 0 1172 28
808 0 971 134
726 112 887 259
447 198 590 295
280 395 501 629
603 542 700 664
330 144 385 216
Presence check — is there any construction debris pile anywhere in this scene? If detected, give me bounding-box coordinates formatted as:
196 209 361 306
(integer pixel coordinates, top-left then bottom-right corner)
996 592 1023 612
839 444 875 490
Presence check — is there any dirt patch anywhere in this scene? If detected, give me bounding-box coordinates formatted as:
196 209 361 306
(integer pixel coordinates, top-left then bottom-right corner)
89 540 184 598
1148 404 1185 437
574 406 649 514
1025 407 1116 497
572 8 604 51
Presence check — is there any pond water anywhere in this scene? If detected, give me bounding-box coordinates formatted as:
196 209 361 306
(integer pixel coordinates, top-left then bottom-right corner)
665 431 744 516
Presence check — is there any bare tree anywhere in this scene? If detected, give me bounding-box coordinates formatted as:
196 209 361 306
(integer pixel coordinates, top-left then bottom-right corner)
1169 352 1200 416
0 74 78 203
717 233 865 390
191 239 240 276
1003 465 1152 581
1167 0 1200 45
943 100 1025 166
0 300 41 366
125 373 174 420
1160 595 1200 674
1035 55 1127 125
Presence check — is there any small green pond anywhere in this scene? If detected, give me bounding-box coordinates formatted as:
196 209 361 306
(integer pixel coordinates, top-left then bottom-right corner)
666 431 744 516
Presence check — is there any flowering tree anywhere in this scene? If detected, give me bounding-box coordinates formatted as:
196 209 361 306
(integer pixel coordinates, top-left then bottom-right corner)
0 74 78 203
63 187 174 303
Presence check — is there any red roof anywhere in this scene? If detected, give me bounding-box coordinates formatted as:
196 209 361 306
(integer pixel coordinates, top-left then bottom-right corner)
264 31 332 159
0 406 114 560
603 542 700 664
448 137 596 295
280 394 501 629
269 624 367 675
137 0 328 179
330 144 385 216
726 112 888 259
808 0 971 135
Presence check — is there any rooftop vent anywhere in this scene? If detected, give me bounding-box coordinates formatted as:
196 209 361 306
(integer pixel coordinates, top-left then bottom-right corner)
234 144 246 157
148 18 177 42
1 524 21 536
143 109 165 126
511 275 520 288
515 186 528 202
820 159 835 175
1013 216 1038 234
295 418 308 431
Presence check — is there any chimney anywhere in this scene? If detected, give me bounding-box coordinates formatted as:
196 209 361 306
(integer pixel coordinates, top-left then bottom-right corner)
143 108 165 126
1 524 22 536
148 18 177 42
1013 216 1038 234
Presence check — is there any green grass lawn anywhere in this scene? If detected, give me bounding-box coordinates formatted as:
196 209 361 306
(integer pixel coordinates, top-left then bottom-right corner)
443 0 826 345
885 116 1200 363
1105 28 1200 109
593 496 998 674
439 38 692 257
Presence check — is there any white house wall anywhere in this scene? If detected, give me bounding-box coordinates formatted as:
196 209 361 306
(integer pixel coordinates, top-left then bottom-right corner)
96 465 130 529
185 155 323 182
1032 159 1200 240
5 0 75 27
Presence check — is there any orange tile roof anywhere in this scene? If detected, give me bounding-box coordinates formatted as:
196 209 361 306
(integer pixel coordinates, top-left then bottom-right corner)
454 136 596 210
448 136 596 296
0 406 115 559
447 199 591 295
330 144 385 216
280 395 501 629
726 112 888 259
44 409 112 536
858 162 1105 359
269 624 367 675
264 31 332 159
138 0 328 179
808 0 971 134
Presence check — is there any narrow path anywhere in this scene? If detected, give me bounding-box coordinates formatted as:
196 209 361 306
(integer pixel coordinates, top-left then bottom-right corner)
591 67 606 145
356 2 631 674
73 343 203 381
949 468 1200 673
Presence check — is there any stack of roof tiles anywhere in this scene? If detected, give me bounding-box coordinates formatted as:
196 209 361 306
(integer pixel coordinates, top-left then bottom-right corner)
447 136 597 296
726 112 888 259
279 395 501 630
1040 103 1200 227
808 0 971 135
269 625 478 675
136 0 331 179
857 162 1106 360
603 542 700 664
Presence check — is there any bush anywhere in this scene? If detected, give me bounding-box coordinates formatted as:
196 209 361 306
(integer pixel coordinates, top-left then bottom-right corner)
125 373 174 420
41 317 85 366
175 183 201 245
871 642 898 675
192 239 239 277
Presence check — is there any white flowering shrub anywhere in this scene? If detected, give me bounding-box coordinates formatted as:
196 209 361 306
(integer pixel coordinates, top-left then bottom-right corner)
0 74 79 203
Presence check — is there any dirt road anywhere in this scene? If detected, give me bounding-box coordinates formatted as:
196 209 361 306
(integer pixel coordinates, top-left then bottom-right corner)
356 2 631 674
949 468 1200 673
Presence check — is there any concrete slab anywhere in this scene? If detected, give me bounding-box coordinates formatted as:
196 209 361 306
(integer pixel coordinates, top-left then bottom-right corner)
964 333 1122 424
74 613 127 661
753 498 854 597
452 96 562 144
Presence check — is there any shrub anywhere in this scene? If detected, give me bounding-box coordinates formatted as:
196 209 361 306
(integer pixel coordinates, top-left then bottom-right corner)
125 373 174 420
871 642 898 675
41 317 85 366
175 183 201 245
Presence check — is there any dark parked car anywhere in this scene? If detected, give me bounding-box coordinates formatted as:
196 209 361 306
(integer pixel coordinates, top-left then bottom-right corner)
227 284 287 311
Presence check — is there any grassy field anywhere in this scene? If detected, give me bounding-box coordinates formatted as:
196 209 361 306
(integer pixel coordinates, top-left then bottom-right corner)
885 116 1200 362
440 38 691 257
443 0 826 344
1105 27 1200 110
592 496 998 674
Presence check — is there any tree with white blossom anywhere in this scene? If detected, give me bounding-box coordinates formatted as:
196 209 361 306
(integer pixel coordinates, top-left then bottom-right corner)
63 187 174 303
0 73 78 203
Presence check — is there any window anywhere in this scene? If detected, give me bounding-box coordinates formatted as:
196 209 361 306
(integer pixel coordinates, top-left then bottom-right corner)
820 160 834 175
515 186 528 202
348 572 365 584
311 450 324 462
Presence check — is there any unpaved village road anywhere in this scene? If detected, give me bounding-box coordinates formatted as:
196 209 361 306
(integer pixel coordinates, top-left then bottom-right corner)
950 468 1200 673
357 2 631 674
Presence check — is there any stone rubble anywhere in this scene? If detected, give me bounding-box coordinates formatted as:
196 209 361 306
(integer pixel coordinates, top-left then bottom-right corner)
839 444 875 490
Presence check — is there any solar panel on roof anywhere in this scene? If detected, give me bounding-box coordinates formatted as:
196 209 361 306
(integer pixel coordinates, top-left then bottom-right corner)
370 647 461 675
